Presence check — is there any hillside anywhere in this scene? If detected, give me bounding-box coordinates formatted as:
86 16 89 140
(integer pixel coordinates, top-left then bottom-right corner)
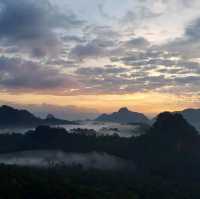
178 108 200 130
0 105 76 128
96 107 149 124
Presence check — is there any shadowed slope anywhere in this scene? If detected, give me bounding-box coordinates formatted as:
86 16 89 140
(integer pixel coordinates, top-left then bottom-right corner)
96 107 149 124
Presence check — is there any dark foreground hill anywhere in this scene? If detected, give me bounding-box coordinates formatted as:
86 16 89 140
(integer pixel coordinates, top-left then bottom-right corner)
177 108 200 130
96 107 149 124
131 112 200 174
0 105 76 128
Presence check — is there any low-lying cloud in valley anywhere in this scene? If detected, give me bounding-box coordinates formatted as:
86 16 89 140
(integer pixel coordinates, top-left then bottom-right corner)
0 150 134 170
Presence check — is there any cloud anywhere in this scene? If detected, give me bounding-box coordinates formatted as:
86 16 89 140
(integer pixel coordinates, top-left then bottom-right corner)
69 29 150 61
69 38 117 60
70 43 104 60
0 56 77 92
97 3 114 20
76 66 128 76
181 0 197 8
62 35 86 44
66 24 124 61
185 17 200 39
0 0 199 101
123 37 150 49
95 45 200 96
163 17 200 58
0 151 133 170
72 63 170 95
0 0 83 57
121 1 164 26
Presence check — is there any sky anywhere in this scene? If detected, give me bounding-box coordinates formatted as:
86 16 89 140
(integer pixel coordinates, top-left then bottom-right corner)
0 0 200 118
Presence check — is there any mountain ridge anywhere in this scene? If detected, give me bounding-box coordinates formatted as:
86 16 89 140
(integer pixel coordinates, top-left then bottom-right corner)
176 108 200 130
95 107 149 124
0 105 77 128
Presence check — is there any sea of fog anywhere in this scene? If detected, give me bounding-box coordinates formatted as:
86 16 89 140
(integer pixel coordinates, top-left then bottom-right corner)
0 121 144 137
0 150 135 170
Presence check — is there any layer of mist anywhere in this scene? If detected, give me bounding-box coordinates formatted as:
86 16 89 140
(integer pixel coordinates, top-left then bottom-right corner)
0 150 135 170
0 121 147 137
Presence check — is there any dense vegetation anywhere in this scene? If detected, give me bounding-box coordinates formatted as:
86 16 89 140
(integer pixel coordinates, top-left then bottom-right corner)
1 164 200 199
0 125 133 157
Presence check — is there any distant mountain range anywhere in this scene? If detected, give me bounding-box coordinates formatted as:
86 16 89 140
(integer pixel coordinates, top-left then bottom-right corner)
1 104 200 130
0 111 199 177
95 107 149 124
0 105 77 128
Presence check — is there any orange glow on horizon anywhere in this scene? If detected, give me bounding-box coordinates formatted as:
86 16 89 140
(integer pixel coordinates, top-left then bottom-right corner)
0 92 199 117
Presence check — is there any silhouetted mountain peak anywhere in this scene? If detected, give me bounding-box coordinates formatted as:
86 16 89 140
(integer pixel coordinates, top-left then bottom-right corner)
1 105 14 110
0 105 29 114
176 108 200 130
0 105 76 127
96 107 149 124
155 112 187 127
118 107 129 113
46 114 56 119
152 112 198 137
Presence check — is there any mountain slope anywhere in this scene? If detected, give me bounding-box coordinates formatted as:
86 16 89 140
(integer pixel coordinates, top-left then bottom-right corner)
0 105 76 128
96 107 149 124
132 112 199 172
177 108 200 130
